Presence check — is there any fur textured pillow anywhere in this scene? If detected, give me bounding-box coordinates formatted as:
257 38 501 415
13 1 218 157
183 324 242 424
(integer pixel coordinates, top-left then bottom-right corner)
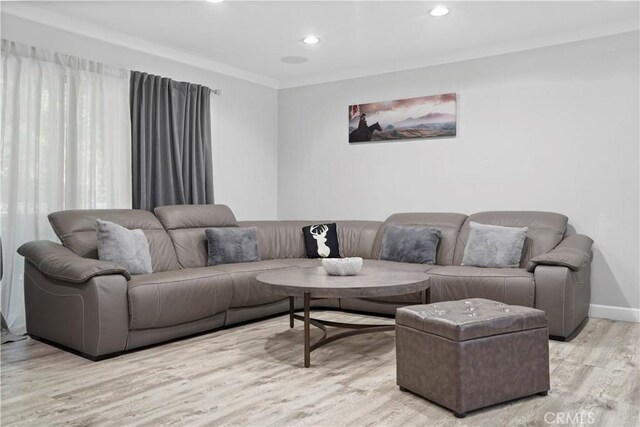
380 225 441 264
461 222 528 268
96 219 152 275
205 227 261 266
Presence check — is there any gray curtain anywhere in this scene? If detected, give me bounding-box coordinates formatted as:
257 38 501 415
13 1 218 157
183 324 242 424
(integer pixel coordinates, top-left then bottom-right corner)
130 71 214 211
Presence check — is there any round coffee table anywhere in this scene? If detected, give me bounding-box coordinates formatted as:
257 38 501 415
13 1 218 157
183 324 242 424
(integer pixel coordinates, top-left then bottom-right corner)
256 266 430 368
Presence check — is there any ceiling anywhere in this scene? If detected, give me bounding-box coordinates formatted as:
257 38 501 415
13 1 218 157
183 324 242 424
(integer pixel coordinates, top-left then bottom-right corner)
2 1 639 88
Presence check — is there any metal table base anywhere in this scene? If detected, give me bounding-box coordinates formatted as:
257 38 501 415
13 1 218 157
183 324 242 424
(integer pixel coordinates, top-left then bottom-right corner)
289 288 429 368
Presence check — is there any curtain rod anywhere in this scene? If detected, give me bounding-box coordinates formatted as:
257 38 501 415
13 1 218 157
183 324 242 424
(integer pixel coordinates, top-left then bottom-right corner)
212 89 222 96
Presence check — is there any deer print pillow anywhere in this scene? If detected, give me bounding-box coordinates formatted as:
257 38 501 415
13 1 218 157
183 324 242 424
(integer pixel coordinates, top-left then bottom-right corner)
302 223 341 259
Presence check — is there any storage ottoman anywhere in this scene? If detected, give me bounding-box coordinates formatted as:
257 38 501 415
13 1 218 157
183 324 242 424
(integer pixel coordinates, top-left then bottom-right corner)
396 298 550 417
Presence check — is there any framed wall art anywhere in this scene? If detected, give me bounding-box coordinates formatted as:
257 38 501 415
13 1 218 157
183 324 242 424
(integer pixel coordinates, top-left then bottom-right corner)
348 93 457 143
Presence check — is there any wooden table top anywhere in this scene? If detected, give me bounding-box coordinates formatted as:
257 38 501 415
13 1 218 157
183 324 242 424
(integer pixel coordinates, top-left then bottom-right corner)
256 266 430 298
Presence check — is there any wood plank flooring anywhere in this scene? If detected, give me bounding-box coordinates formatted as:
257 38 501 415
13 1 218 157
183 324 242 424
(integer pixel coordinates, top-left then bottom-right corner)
1 312 638 426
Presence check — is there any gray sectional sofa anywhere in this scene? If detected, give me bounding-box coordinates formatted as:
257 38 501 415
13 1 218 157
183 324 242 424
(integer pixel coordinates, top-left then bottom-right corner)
17 205 594 360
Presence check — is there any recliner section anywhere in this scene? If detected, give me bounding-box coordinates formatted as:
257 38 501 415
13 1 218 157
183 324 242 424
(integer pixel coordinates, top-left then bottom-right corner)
48 209 180 272
453 211 568 268
428 266 535 307
127 267 233 330
155 204 238 268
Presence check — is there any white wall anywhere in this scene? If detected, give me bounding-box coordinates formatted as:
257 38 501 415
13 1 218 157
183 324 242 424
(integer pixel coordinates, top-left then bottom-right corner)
278 32 640 313
2 14 638 315
1 13 279 220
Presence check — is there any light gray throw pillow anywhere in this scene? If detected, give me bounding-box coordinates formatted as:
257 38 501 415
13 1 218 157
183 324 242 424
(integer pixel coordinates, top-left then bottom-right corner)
96 219 152 275
461 222 528 268
380 225 441 264
206 227 261 266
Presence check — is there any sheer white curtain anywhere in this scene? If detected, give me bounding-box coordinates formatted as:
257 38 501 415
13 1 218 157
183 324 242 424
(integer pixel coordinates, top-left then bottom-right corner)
0 40 132 334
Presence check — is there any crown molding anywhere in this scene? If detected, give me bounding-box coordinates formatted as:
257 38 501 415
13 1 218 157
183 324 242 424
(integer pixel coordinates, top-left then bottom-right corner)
0 2 280 89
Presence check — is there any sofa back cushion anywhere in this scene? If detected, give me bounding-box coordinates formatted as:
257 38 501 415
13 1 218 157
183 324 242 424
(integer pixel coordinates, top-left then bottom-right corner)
336 221 381 259
48 209 180 273
372 213 468 265
238 221 320 259
237 220 382 260
154 204 238 268
453 211 568 268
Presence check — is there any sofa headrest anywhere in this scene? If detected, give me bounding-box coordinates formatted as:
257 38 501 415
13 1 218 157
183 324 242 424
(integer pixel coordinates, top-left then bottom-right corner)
154 204 237 230
49 209 163 236
238 220 318 260
236 220 381 260
462 211 568 232
153 204 237 268
453 211 568 267
48 209 180 272
372 212 468 265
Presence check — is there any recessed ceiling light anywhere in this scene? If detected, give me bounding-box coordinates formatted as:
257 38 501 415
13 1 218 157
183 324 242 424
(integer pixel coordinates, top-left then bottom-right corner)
206 0 224 3
303 35 320 45
281 56 308 64
429 6 449 17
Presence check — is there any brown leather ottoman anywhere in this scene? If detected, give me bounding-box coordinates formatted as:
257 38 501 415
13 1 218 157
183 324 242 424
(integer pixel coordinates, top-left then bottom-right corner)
396 298 550 418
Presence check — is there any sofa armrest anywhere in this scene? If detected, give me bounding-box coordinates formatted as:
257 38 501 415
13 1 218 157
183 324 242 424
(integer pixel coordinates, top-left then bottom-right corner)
17 240 130 283
534 265 591 339
24 261 129 358
527 234 593 272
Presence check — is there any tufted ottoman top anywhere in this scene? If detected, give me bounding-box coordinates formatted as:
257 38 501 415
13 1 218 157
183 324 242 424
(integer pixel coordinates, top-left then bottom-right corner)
396 298 547 342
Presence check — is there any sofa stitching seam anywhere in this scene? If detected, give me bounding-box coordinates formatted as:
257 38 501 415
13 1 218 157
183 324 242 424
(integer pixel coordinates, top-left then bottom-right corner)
37 268 128 284
128 290 135 329
562 269 568 335
428 273 532 279
154 284 161 328
129 273 228 288
95 281 102 356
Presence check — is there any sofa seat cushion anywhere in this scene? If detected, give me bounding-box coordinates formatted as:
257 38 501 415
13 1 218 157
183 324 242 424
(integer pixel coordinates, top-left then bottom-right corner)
128 267 233 330
359 259 435 303
213 260 296 308
280 258 321 268
428 266 535 307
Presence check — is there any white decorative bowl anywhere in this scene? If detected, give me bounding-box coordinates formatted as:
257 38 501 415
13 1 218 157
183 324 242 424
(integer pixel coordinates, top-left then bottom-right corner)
322 257 363 276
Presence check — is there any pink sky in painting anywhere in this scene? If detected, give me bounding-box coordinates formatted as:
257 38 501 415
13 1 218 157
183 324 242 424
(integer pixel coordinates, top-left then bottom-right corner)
349 93 456 127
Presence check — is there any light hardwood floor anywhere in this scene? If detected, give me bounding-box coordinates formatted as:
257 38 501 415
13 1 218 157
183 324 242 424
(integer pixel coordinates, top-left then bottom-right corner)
1 312 639 426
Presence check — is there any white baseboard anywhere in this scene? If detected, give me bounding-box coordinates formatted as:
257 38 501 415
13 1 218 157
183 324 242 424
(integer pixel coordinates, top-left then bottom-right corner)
589 304 640 323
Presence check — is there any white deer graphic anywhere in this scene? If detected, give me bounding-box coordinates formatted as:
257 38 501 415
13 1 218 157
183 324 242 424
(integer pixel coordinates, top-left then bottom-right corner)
310 225 331 257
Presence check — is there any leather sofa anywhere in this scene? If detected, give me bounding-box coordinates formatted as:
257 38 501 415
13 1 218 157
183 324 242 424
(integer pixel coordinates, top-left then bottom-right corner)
17 205 593 360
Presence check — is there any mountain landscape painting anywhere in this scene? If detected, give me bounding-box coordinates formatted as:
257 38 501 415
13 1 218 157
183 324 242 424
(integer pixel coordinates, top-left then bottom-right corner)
348 93 457 143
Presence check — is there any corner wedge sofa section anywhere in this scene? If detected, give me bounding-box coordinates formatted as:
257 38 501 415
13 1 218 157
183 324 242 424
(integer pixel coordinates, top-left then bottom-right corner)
340 212 467 314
